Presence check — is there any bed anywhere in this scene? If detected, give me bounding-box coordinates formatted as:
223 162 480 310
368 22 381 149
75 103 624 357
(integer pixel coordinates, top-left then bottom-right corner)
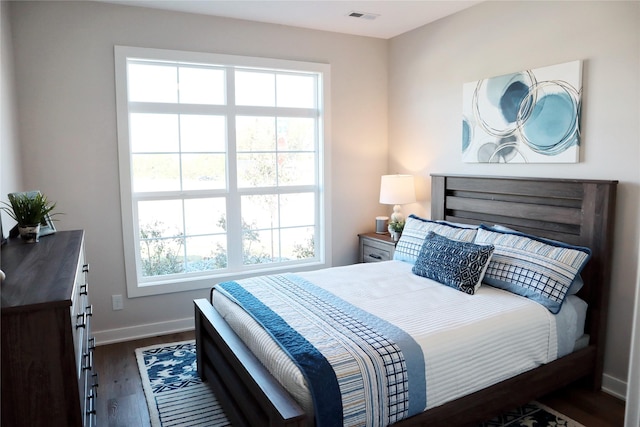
194 174 617 426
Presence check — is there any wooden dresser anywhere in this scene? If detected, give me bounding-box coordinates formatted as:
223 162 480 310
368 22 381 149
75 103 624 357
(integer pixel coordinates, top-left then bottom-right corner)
1 230 97 426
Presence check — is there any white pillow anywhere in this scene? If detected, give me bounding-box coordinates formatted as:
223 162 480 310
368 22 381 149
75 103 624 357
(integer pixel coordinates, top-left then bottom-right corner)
393 214 478 265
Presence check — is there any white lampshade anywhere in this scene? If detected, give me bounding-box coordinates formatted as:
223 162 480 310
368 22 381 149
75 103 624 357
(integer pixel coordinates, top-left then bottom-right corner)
379 174 416 205
379 174 416 224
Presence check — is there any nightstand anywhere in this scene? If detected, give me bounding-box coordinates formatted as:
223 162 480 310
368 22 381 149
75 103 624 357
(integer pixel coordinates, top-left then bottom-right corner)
358 232 396 263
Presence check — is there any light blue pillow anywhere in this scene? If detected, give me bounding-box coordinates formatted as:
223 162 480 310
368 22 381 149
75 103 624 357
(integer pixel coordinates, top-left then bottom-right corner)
491 224 584 295
394 214 478 265
474 225 591 314
567 275 584 295
412 232 494 295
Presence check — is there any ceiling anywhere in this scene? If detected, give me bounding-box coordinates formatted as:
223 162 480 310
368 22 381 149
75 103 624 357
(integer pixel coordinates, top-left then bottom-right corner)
98 1 482 39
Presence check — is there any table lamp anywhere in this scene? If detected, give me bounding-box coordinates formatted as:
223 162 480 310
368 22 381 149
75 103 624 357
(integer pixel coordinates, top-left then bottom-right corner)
379 174 416 224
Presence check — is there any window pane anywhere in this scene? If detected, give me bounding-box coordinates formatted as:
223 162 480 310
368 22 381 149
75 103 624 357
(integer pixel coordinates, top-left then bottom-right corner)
130 113 179 153
278 153 315 185
132 154 180 192
281 226 315 260
280 193 315 227
181 154 226 190
277 117 315 151
236 116 276 151
241 195 278 230
184 198 226 235
185 235 227 271
180 115 226 152
277 74 315 108
237 153 276 187
138 199 185 277
235 71 275 106
140 238 185 277
128 63 177 103
179 67 225 105
243 229 279 265
138 200 184 238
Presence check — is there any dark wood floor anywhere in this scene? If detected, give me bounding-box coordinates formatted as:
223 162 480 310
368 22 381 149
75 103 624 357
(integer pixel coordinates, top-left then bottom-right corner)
95 331 626 427
538 383 626 427
94 331 197 427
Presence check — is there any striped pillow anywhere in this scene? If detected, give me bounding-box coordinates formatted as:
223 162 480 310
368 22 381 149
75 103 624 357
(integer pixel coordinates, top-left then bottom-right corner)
474 225 591 313
393 214 478 265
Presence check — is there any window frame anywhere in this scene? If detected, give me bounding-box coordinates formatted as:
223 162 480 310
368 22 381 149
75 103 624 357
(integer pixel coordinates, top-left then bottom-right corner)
114 46 332 298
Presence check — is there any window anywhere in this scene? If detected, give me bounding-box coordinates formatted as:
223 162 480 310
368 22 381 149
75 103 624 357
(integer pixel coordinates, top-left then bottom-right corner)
114 47 331 297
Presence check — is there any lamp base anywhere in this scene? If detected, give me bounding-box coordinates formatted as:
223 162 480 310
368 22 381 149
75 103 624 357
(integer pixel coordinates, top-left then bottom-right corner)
390 205 405 224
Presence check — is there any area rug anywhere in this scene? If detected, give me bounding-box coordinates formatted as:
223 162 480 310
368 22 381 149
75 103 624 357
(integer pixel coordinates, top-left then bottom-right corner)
136 340 585 427
135 340 230 427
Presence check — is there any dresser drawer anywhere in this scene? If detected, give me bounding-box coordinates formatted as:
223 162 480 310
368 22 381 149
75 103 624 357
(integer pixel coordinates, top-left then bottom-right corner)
70 245 96 427
72 258 89 377
77 263 97 427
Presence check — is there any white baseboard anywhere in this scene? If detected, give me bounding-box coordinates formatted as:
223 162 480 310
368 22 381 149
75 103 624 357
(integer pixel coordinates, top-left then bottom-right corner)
602 372 628 401
93 317 194 346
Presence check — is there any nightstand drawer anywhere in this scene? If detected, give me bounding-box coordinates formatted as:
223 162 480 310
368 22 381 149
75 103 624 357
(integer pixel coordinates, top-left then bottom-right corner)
359 233 396 263
362 243 392 262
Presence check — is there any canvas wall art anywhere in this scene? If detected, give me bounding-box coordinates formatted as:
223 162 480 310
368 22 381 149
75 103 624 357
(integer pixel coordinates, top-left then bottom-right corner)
462 60 582 163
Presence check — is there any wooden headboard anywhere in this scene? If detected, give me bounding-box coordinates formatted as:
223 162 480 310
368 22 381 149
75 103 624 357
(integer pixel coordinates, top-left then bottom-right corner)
430 174 618 389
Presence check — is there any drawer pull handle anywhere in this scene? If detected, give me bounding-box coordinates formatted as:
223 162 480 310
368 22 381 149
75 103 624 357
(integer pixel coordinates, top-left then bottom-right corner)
76 312 87 329
80 284 88 295
86 391 97 415
369 254 382 260
83 264 90 273
83 350 94 371
86 304 93 316
88 337 96 350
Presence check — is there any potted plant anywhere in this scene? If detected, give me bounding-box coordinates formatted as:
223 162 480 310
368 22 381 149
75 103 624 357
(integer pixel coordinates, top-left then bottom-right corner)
388 220 404 242
1 192 57 243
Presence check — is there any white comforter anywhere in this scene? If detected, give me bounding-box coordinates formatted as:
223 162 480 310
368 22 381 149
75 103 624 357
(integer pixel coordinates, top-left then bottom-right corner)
212 260 566 419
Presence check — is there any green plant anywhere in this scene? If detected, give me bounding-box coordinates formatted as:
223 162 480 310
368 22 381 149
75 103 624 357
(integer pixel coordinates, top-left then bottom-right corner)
1 192 57 227
389 220 405 232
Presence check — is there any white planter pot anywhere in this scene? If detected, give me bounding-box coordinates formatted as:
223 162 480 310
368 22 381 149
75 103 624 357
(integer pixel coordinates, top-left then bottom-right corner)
388 225 401 242
18 224 40 243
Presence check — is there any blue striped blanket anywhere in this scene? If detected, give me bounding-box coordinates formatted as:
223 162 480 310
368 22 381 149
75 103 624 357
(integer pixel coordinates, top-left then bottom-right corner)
216 273 426 427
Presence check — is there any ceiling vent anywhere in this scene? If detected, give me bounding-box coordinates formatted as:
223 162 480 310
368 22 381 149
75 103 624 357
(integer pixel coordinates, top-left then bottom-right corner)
347 11 380 21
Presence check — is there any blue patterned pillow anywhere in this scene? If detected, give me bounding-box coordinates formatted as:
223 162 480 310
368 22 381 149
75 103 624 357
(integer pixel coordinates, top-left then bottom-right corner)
394 214 478 265
474 225 591 313
412 232 495 295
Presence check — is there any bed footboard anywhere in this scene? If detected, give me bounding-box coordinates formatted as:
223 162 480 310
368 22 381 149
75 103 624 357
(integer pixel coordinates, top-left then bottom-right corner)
394 346 597 426
195 293 597 427
194 298 306 427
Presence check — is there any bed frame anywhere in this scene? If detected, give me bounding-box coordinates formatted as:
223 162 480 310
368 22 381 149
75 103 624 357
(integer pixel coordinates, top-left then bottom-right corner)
194 174 617 427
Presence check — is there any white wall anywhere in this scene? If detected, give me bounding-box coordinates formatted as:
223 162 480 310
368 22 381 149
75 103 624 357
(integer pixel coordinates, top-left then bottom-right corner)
627 248 640 426
0 1 23 232
7 1 389 342
388 0 640 398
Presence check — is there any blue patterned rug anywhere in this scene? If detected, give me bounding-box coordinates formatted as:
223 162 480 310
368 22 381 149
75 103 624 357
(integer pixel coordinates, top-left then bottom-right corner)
136 340 584 427
478 402 585 427
136 340 230 427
